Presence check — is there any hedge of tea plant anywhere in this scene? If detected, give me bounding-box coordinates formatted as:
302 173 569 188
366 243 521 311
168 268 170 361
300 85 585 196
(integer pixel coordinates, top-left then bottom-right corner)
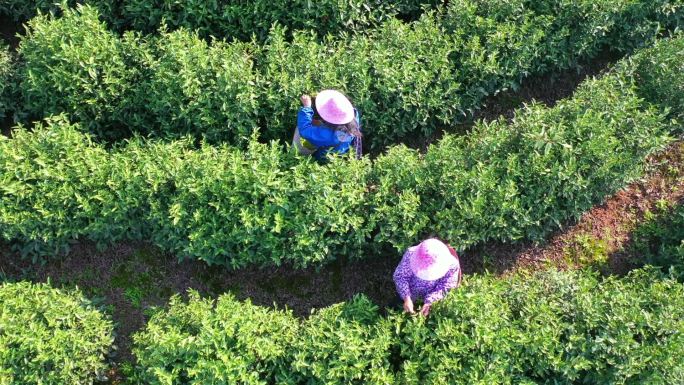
130 292 299 384
370 69 670 252
629 33 684 124
131 268 684 384
14 1 683 148
0 115 155 258
0 0 441 39
95 0 428 42
632 203 684 280
2 37 679 267
132 294 395 385
521 0 680 70
258 16 464 145
18 5 145 141
0 281 114 385
396 268 684 384
135 28 261 144
288 296 396 384
17 5 262 144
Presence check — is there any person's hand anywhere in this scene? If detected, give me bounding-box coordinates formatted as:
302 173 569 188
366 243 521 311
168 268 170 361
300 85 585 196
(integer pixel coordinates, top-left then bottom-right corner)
301 94 312 108
420 304 431 317
403 297 415 314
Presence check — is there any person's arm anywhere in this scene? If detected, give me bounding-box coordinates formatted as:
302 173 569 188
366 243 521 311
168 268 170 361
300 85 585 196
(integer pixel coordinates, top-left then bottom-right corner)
393 252 413 301
297 107 339 148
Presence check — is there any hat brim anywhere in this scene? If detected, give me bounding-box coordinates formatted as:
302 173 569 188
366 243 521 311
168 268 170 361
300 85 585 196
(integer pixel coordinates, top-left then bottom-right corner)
409 248 454 281
315 90 354 125
413 262 452 281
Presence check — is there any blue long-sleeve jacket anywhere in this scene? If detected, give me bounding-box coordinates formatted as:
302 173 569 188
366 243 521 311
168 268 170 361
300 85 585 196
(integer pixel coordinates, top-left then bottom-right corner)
297 107 361 161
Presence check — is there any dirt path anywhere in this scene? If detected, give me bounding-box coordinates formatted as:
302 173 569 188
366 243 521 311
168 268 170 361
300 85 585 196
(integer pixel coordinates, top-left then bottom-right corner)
405 50 622 153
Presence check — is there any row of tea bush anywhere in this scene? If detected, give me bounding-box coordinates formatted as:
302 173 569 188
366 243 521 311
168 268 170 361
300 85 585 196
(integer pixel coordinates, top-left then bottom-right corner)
3 268 683 384
0 0 441 40
8 0 682 148
1 36 681 267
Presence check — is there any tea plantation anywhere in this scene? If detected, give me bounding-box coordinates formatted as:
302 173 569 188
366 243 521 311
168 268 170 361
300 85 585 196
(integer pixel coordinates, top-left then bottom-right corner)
0 1 683 384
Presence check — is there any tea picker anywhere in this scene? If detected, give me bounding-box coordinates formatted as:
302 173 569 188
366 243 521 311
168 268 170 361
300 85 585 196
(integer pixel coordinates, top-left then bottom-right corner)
293 89 363 161
393 238 463 317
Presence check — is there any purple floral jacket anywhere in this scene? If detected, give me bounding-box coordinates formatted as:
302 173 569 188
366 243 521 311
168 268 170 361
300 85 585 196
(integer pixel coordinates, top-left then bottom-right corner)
393 245 462 305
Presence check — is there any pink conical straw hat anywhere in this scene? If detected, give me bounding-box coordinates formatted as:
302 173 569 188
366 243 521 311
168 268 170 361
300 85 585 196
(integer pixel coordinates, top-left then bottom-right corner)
409 238 455 281
315 89 354 125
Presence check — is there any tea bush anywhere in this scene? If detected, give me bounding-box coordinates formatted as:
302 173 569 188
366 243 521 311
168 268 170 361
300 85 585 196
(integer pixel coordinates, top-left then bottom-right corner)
137 28 261 144
440 0 552 91
0 44 15 120
371 69 670 252
256 26 373 143
15 1 683 147
1 0 445 40
132 291 299 385
0 116 374 267
0 115 149 259
107 0 402 42
259 17 464 147
144 139 373 268
363 16 464 146
632 203 684 280
629 34 684 124
132 269 684 383
18 4 143 141
398 268 684 384
0 281 114 385
287 296 396 384
2 37 679 267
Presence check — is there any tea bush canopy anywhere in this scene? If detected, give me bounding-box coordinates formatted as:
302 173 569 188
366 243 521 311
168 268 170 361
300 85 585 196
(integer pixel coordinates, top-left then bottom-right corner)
0 282 114 385
132 268 684 384
3 34 682 267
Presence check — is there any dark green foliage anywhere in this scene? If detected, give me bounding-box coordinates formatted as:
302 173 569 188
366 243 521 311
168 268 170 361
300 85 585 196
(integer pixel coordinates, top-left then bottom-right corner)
0 0 78 22
18 5 143 141
632 202 684 279
0 44 15 120
91 0 442 42
0 281 114 385
630 34 684 123
1 0 445 40
527 0 681 70
138 28 261 144
132 269 684 384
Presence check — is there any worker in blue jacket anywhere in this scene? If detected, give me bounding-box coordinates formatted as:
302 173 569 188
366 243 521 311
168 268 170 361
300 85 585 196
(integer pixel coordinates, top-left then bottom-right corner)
293 89 363 161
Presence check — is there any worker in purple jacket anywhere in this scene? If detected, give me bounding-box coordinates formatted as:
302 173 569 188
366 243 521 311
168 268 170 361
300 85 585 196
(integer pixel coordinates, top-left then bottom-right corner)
393 238 462 316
